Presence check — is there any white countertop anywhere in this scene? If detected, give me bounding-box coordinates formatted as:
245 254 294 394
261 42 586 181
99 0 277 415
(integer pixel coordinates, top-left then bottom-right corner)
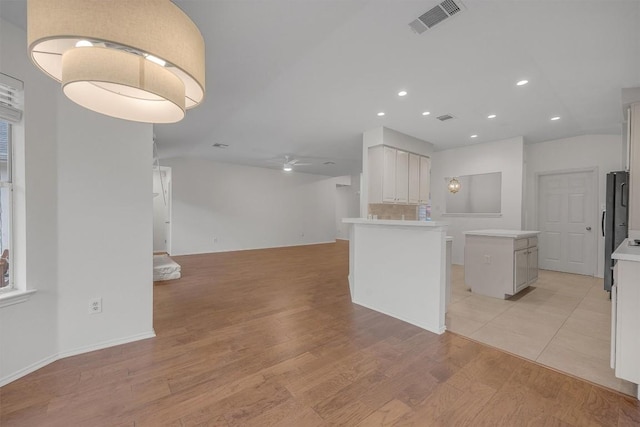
464 229 540 238
342 218 448 228
612 238 640 262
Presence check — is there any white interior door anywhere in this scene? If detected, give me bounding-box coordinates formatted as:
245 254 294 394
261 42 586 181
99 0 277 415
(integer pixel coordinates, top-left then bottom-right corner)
152 166 171 253
537 171 595 275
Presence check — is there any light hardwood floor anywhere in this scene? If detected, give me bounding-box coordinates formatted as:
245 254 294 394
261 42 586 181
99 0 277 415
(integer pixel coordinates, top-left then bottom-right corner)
446 265 637 396
1 241 639 426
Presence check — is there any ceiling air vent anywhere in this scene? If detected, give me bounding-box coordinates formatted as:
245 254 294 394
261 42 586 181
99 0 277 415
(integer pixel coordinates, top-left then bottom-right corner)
436 114 455 122
212 143 229 148
409 0 465 34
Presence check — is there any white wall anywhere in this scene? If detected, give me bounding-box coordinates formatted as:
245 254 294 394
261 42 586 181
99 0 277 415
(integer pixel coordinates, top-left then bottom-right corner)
361 127 435 216
525 134 623 278
1 17 154 385
335 174 361 240
56 98 154 356
0 17 59 385
164 158 337 255
431 137 525 264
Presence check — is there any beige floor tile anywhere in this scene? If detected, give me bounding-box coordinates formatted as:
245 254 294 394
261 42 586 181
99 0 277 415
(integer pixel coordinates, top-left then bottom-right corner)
547 327 610 362
575 295 611 316
485 310 565 341
470 324 549 360
447 297 512 324
445 313 485 336
514 288 582 316
583 285 610 301
562 316 611 342
536 341 636 395
498 304 568 327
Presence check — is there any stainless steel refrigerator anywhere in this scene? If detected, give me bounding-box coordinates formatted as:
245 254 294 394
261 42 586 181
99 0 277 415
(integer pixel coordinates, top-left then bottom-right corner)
603 171 629 292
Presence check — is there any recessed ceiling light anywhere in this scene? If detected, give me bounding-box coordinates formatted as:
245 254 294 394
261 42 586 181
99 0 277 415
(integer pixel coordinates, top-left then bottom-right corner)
398 90 407 97
470 134 478 138
422 111 430 116
377 112 385 117
487 114 497 119
516 80 529 86
283 165 293 172
551 116 561 121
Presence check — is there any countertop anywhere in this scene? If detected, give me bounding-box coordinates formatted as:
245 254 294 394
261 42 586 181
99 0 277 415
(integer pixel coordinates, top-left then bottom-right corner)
464 229 540 239
342 218 448 228
612 238 640 262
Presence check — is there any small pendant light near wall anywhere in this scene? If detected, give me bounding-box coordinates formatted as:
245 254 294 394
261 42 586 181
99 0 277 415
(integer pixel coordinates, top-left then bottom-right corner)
27 0 206 124
448 177 461 193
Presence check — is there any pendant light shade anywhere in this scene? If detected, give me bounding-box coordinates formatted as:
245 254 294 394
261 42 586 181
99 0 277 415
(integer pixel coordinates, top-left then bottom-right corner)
27 0 205 123
448 177 461 193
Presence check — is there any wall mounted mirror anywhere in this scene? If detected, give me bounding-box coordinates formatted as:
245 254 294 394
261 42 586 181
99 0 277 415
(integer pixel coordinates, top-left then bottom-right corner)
445 172 502 215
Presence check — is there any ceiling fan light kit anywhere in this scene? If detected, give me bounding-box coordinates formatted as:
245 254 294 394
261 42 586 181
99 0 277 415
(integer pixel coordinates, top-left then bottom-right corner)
27 0 206 123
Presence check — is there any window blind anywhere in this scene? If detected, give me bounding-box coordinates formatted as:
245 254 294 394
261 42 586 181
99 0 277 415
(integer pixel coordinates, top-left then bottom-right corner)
0 73 23 124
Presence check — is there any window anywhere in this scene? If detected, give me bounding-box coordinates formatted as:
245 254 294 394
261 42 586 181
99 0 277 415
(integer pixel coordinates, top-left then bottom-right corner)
0 120 12 289
0 73 23 293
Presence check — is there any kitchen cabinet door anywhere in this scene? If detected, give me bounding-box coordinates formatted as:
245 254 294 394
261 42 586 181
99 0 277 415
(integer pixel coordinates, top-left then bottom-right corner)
382 146 397 203
395 150 409 203
408 153 420 204
419 156 431 204
514 248 528 292
527 247 539 283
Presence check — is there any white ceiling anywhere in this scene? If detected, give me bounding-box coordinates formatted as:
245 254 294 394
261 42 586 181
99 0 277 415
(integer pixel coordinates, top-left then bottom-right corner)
3 1 640 176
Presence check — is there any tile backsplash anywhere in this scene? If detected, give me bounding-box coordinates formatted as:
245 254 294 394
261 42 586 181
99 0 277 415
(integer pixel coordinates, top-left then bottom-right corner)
368 204 418 220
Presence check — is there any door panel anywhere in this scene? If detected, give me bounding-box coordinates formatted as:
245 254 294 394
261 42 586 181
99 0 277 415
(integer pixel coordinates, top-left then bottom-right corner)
568 233 584 263
538 171 594 275
515 249 528 291
568 194 585 222
528 247 539 283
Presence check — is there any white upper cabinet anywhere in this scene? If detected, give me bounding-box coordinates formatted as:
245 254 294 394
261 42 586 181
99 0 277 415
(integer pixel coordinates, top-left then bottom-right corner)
419 155 431 205
408 153 420 204
382 146 397 202
395 150 409 203
369 145 430 205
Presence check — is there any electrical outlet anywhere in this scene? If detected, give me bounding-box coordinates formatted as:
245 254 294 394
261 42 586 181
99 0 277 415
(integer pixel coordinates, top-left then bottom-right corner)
301 232 305 237
484 255 491 264
213 237 218 243
89 298 102 314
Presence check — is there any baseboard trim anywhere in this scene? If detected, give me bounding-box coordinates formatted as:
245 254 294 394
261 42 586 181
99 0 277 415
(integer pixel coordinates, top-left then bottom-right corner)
351 299 445 335
0 354 58 387
174 241 338 256
0 330 156 387
58 330 156 359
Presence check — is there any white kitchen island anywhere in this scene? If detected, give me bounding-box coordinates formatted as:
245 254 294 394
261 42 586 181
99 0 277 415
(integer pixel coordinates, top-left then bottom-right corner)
464 229 540 299
343 218 449 334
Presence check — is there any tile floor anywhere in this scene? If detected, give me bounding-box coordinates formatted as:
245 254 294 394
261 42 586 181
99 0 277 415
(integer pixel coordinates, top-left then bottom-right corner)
445 265 638 396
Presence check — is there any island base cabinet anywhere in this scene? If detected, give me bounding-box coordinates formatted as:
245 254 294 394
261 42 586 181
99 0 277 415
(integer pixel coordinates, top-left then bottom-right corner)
465 233 539 299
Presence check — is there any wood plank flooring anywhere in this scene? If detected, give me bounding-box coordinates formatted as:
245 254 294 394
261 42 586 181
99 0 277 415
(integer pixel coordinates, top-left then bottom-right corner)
1 241 639 426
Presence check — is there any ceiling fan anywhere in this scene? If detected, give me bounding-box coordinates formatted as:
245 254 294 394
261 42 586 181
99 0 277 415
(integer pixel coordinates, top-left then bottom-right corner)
269 155 312 172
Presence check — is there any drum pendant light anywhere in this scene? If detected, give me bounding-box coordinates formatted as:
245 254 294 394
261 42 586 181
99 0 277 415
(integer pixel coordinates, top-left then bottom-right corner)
27 0 206 124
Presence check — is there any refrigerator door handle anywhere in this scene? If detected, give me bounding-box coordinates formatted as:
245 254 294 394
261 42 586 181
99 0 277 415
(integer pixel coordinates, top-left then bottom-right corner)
621 182 627 207
602 210 606 237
